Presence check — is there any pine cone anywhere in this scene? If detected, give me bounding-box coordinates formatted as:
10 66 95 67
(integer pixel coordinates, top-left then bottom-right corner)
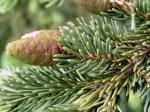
6 30 64 66
74 0 112 14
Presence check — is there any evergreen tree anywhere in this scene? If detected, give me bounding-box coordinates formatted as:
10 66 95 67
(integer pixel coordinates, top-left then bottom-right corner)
0 0 150 112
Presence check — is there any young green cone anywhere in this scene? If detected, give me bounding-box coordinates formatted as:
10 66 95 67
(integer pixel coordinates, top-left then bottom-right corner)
74 0 112 14
6 30 64 66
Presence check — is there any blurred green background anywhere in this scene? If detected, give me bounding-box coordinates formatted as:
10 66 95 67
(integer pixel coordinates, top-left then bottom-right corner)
0 0 89 68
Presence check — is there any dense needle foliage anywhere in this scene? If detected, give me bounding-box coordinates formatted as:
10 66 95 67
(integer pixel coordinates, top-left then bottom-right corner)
0 0 149 112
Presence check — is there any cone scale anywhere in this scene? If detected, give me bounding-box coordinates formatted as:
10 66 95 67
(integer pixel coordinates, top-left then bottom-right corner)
74 0 112 13
6 30 64 66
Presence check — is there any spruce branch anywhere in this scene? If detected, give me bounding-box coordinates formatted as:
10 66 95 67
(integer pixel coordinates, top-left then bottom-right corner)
102 0 150 20
0 0 150 112
0 62 132 112
0 67 90 111
97 0 150 31
39 0 64 8
54 16 128 65
2 14 150 112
